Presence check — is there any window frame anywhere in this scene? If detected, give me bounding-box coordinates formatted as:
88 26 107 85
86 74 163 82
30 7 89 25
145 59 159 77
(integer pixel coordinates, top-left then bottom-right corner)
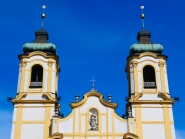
143 65 156 89
29 64 43 88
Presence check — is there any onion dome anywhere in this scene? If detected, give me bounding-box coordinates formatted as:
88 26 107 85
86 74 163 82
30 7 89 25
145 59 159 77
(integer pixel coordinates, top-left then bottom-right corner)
129 6 163 55
23 28 56 55
22 5 56 55
129 29 163 55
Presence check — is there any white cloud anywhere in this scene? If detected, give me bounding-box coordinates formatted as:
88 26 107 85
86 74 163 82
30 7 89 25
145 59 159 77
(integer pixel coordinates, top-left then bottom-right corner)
176 129 185 139
0 110 13 139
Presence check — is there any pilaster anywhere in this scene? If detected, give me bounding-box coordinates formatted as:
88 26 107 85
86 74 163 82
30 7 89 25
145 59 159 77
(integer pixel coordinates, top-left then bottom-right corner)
163 104 172 139
14 104 23 139
47 59 53 92
159 60 166 92
133 61 138 94
127 117 135 134
44 104 52 139
20 60 27 92
135 105 142 139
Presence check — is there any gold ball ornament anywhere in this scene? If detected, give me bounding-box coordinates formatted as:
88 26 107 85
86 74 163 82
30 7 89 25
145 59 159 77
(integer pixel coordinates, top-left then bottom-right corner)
42 13 46 18
141 14 145 19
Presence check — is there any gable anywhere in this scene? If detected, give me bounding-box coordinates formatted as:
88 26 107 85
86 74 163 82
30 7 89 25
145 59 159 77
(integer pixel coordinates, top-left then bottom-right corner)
52 91 128 136
70 91 117 109
80 96 107 113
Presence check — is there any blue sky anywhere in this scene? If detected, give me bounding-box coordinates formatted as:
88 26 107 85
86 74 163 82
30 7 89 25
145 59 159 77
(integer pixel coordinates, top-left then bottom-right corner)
0 0 185 138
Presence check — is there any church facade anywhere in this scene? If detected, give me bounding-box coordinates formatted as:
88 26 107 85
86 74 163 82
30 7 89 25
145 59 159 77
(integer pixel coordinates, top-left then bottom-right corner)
10 14 176 139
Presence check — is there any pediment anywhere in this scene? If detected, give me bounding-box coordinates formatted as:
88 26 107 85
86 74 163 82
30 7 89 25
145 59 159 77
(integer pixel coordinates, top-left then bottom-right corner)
70 91 117 109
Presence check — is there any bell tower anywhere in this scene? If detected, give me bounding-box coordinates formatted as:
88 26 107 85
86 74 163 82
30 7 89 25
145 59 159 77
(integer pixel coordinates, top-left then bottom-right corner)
125 6 176 139
10 6 60 139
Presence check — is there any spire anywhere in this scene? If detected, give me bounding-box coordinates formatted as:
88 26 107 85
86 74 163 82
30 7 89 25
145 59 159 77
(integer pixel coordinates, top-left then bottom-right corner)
140 6 145 30
34 5 49 43
90 77 97 92
22 5 57 55
137 6 152 44
41 5 46 28
129 6 163 55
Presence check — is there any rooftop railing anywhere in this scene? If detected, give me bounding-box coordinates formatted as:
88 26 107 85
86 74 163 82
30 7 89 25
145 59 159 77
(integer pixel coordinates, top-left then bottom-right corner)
30 82 42 88
144 82 156 88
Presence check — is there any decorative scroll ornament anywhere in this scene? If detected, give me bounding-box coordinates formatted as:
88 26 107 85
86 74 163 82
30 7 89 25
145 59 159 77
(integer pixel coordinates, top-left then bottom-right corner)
48 61 53 66
133 61 138 67
159 61 165 67
21 61 27 67
89 113 98 130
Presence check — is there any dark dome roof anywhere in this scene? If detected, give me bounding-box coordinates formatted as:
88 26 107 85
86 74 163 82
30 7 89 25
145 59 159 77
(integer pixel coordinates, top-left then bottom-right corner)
22 28 56 55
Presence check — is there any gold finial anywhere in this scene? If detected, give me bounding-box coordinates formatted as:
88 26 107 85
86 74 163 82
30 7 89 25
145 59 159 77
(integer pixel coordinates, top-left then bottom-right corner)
141 14 145 19
140 6 145 29
41 5 46 28
140 6 145 18
42 5 46 18
42 13 46 19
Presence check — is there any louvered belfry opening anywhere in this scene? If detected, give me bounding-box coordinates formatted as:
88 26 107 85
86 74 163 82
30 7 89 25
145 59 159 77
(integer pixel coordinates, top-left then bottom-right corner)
143 66 156 88
30 65 43 88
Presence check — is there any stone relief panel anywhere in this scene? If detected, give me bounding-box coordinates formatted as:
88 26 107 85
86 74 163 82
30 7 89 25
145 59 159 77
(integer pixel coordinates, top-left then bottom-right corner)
89 108 98 130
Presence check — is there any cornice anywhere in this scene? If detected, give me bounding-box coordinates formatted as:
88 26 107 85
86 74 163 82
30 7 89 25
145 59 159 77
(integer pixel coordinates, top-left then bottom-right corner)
126 52 167 64
129 92 174 104
12 100 57 104
70 91 117 109
12 92 57 104
18 51 59 60
129 100 174 104
139 52 157 58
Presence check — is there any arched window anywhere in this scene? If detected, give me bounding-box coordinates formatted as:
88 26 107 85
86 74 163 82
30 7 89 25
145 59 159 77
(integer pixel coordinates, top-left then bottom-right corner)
30 65 43 88
89 109 98 131
143 66 156 88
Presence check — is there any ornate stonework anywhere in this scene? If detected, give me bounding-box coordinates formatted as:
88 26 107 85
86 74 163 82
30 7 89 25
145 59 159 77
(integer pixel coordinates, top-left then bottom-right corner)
130 92 143 101
21 61 27 67
158 61 165 67
48 61 53 67
133 61 138 67
89 109 98 130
